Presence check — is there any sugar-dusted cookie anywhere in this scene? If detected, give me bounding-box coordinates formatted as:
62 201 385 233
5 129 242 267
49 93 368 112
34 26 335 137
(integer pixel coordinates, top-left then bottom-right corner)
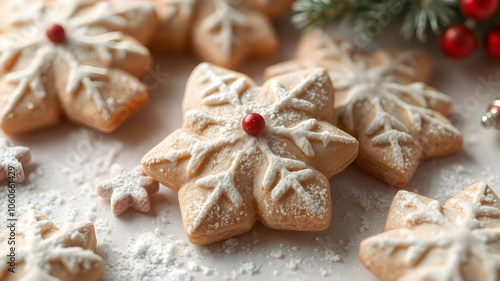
142 63 358 245
360 182 500 281
146 0 197 52
0 209 104 280
0 0 158 135
0 138 30 182
97 164 160 215
265 29 462 187
143 0 293 69
191 0 280 69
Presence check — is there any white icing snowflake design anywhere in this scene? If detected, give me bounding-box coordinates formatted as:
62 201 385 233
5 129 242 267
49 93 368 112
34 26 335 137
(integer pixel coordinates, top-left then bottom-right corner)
265 29 462 186
361 182 500 281
0 138 30 182
142 63 358 244
203 0 250 61
0 209 104 280
313 31 459 146
0 0 154 134
97 164 160 216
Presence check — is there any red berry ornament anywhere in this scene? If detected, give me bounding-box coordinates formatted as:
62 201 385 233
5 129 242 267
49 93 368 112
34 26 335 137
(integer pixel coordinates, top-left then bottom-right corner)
242 113 265 136
440 24 477 59
485 26 500 60
45 23 66 43
460 0 499 20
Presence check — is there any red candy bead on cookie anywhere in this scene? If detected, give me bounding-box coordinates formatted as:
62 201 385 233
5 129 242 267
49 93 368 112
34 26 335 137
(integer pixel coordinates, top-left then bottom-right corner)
242 113 265 136
45 23 66 43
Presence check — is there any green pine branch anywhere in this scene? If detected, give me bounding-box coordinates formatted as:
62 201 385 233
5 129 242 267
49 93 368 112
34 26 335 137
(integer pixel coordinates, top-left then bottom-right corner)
401 0 457 41
292 0 359 29
292 0 461 42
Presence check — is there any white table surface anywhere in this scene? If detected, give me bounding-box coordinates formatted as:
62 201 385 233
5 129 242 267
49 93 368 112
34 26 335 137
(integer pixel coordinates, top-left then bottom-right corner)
1 15 500 281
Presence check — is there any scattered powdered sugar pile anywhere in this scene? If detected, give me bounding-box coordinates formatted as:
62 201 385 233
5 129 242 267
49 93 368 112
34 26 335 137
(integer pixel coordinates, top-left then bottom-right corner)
314 237 342 262
229 262 260 279
99 231 266 281
102 231 193 281
48 129 121 196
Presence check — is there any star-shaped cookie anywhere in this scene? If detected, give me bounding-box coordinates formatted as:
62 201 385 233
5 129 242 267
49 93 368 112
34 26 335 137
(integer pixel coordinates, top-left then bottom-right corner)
0 138 30 182
0 0 157 135
0 209 104 281
143 0 294 69
142 63 359 245
360 182 500 281
97 164 160 215
265 29 462 187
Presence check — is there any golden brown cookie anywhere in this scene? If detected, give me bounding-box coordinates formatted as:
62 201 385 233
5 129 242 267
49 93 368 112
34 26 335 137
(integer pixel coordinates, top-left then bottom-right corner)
0 0 158 135
265 29 462 187
360 182 500 281
0 210 104 281
147 0 196 52
142 63 359 245
143 0 294 69
191 0 279 69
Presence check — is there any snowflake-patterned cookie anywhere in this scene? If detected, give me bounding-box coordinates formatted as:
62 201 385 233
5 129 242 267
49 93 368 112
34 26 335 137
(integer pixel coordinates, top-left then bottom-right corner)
97 164 160 215
145 0 197 52
142 63 359 245
0 138 30 182
265 29 463 187
0 0 157 135
0 209 105 280
360 182 500 281
140 0 293 69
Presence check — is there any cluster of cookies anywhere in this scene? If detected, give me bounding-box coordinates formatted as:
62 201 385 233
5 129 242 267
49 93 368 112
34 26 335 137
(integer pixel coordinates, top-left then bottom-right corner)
1 0 496 281
0 0 293 135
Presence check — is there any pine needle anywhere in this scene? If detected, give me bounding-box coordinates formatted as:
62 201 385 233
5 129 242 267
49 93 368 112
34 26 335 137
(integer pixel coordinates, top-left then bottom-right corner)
293 0 460 42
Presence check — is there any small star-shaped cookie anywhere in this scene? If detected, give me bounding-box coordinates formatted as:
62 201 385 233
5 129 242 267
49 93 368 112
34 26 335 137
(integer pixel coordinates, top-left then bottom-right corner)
360 182 500 281
0 138 30 182
97 164 160 215
265 29 462 187
0 0 157 135
142 63 358 245
0 209 105 281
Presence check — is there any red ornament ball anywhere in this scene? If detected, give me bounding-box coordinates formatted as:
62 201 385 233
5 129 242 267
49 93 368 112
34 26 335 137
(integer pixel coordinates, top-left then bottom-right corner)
439 24 477 59
460 0 499 20
45 23 66 43
242 113 265 136
485 26 500 60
